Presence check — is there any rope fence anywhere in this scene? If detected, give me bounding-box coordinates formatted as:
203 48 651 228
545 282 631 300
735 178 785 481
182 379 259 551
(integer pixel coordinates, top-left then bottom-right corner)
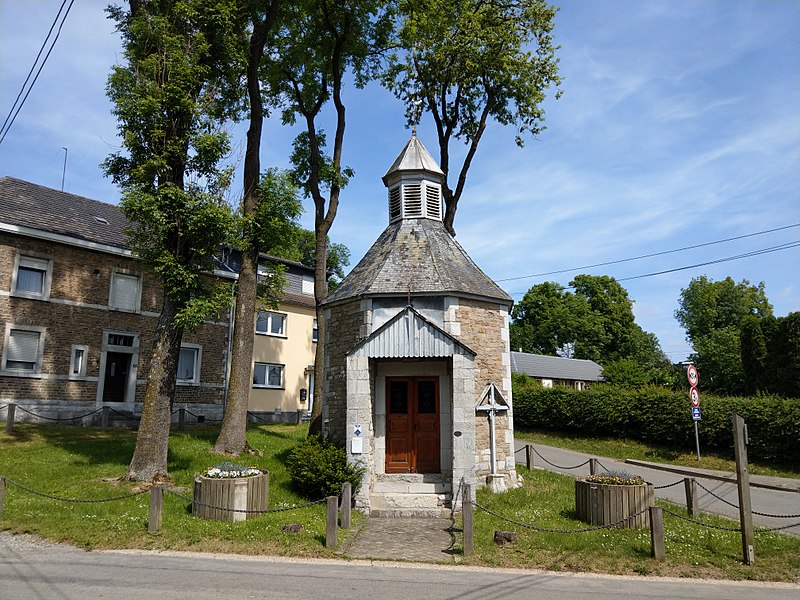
14 405 104 422
473 500 650 533
2 477 148 503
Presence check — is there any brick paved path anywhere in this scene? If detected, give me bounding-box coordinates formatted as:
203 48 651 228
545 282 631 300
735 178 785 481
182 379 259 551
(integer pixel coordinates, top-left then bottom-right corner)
344 517 457 562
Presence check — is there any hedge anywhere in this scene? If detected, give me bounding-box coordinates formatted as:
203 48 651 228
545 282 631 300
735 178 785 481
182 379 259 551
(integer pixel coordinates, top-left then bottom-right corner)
512 383 800 465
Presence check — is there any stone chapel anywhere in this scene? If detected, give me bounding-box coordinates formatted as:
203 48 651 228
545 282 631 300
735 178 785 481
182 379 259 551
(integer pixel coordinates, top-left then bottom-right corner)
320 135 518 515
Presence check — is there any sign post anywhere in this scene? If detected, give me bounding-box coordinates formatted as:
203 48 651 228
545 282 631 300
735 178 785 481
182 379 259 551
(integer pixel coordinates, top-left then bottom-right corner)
687 366 701 460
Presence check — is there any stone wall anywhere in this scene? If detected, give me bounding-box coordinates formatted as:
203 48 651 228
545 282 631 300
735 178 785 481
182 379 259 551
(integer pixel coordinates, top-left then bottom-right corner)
0 233 228 408
322 298 371 444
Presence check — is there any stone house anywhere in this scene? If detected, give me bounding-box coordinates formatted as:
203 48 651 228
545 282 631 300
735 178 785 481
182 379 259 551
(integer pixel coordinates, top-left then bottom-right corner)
0 176 316 423
320 136 518 515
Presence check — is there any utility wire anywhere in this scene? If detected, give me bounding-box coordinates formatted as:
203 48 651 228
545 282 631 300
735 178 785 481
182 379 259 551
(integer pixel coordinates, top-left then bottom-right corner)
496 223 800 283
0 0 75 145
507 240 800 296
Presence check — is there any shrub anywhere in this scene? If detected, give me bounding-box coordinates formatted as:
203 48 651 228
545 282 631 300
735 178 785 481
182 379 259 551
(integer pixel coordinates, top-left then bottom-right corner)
286 435 364 500
513 383 800 465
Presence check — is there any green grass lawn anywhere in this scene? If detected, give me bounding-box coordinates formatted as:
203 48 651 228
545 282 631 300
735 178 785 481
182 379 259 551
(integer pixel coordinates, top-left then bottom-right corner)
465 467 800 582
0 422 350 556
516 428 800 479
1 423 798 582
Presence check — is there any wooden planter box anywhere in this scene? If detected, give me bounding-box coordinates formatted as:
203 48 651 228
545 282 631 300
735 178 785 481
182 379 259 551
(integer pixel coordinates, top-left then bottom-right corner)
193 472 269 521
575 479 652 529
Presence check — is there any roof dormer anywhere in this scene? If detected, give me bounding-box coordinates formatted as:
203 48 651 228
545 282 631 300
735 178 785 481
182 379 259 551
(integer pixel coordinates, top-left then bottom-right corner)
383 135 444 223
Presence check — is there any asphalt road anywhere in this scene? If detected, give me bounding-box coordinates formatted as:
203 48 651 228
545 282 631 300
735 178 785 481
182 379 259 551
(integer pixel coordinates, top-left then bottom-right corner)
1 535 797 600
514 441 800 536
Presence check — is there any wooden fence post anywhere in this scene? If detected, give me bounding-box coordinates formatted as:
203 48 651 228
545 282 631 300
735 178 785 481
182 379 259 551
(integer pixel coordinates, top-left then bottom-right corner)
5 403 15 433
525 444 534 471
0 477 5 521
733 413 755 565
148 485 163 533
649 506 665 561
589 458 598 476
684 477 698 517
178 408 186 431
326 496 338 548
101 406 110 430
340 482 352 529
462 483 473 557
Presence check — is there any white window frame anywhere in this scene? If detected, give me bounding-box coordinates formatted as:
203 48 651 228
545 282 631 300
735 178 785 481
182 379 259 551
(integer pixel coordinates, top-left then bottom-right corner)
176 343 202 385
301 274 314 295
108 269 142 312
1 324 46 376
255 311 287 337
252 362 284 389
11 253 53 300
69 344 89 379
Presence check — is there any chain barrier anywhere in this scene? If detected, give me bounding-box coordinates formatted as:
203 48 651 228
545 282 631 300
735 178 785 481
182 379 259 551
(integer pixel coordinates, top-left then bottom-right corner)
529 446 591 471
653 479 685 490
0 404 8 411
660 506 743 532
595 461 612 474
184 410 222 424
694 480 800 519
472 500 649 533
107 407 141 421
2 477 148 503
13 406 104 422
514 446 526 454
165 489 327 514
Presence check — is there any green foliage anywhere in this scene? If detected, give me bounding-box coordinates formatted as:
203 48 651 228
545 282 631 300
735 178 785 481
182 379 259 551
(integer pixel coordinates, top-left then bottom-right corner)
511 276 670 372
273 228 351 291
512 384 800 465
600 359 650 388
585 472 644 486
286 435 364 500
740 312 800 398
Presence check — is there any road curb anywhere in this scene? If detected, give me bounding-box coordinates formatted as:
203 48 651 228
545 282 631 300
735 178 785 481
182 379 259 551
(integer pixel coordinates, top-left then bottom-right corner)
624 460 800 494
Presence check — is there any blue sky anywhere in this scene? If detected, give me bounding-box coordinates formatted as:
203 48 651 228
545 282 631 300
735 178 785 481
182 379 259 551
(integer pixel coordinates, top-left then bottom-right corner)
1 0 798 363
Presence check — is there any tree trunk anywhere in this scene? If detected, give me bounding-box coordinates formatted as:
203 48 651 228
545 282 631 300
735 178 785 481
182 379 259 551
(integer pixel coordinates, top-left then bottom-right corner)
126 296 183 481
307 230 329 436
212 12 273 455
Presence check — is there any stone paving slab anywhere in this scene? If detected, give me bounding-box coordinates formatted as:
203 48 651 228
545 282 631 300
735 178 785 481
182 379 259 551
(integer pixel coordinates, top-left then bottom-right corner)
345 517 457 562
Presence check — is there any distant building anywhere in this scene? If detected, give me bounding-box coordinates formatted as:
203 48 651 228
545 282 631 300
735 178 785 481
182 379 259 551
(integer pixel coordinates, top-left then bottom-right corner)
510 351 603 390
0 176 315 423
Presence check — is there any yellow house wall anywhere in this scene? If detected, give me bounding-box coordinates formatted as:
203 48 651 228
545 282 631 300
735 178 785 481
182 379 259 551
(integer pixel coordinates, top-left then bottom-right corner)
248 302 316 413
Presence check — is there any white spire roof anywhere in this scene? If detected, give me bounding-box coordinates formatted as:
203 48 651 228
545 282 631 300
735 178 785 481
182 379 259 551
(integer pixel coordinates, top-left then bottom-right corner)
382 135 443 186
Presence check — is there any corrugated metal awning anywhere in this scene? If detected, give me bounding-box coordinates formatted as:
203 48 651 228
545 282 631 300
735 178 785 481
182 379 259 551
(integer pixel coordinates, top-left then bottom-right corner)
349 305 475 359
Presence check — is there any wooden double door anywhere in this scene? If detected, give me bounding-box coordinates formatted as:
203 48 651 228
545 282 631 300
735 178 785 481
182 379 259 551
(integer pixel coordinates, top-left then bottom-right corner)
386 377 441 474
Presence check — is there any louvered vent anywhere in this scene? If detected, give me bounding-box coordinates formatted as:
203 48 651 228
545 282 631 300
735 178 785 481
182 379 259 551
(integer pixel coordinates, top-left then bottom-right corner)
425 183 441 220
403 184 423 217
388 186 401 221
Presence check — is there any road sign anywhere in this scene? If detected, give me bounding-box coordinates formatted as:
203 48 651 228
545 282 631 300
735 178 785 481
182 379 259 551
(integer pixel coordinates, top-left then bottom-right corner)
687 365 699 387
692 406 701 421
690 387 700 407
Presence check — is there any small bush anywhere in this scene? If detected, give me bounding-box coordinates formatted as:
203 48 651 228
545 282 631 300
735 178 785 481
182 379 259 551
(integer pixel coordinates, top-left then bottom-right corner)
286 435 364 500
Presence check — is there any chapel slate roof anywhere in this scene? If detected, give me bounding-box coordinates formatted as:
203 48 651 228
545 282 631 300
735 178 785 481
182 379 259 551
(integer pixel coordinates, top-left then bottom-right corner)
0 176 129 249
510 351 604 382
323 217 513 306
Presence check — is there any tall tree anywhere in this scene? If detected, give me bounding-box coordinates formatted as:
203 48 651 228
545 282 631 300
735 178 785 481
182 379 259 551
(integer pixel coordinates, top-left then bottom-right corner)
104 0 239 480
212 0 292 456
264 0 392 434
385 0 561 235
675 276 773 395
288 229 351 291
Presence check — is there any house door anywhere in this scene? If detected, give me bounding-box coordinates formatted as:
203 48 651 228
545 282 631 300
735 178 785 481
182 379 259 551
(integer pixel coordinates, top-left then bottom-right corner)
386 377 440 473
102 352 131 402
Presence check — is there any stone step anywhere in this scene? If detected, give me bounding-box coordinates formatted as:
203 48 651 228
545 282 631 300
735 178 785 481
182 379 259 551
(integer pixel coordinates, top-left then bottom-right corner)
372 480 452 495
370 492 451 510
370 507 452 518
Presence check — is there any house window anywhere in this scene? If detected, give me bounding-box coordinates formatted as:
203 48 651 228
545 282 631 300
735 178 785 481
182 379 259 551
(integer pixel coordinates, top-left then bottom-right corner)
253 362 283 388
255 311 286 337
109 271 141 312
301 275 314 295
12 254 52 299
70 344 89 378
177 344 201 385
312 319 318 343
2 325 45 374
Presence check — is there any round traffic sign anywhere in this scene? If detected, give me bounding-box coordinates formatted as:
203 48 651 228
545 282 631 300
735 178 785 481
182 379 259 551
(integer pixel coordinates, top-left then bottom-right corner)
687 365 699 387
690 387 700 407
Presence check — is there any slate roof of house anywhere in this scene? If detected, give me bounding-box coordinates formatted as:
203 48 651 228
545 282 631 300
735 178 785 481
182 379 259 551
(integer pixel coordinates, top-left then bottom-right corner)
0 176 317 308
0 176 129 249
323 217 512 306
510 351 604 382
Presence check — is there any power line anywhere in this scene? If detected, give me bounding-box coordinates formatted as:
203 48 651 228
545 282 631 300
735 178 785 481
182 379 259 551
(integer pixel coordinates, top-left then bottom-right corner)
0 0 75 145
495 223 800 283
507 240 800 296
